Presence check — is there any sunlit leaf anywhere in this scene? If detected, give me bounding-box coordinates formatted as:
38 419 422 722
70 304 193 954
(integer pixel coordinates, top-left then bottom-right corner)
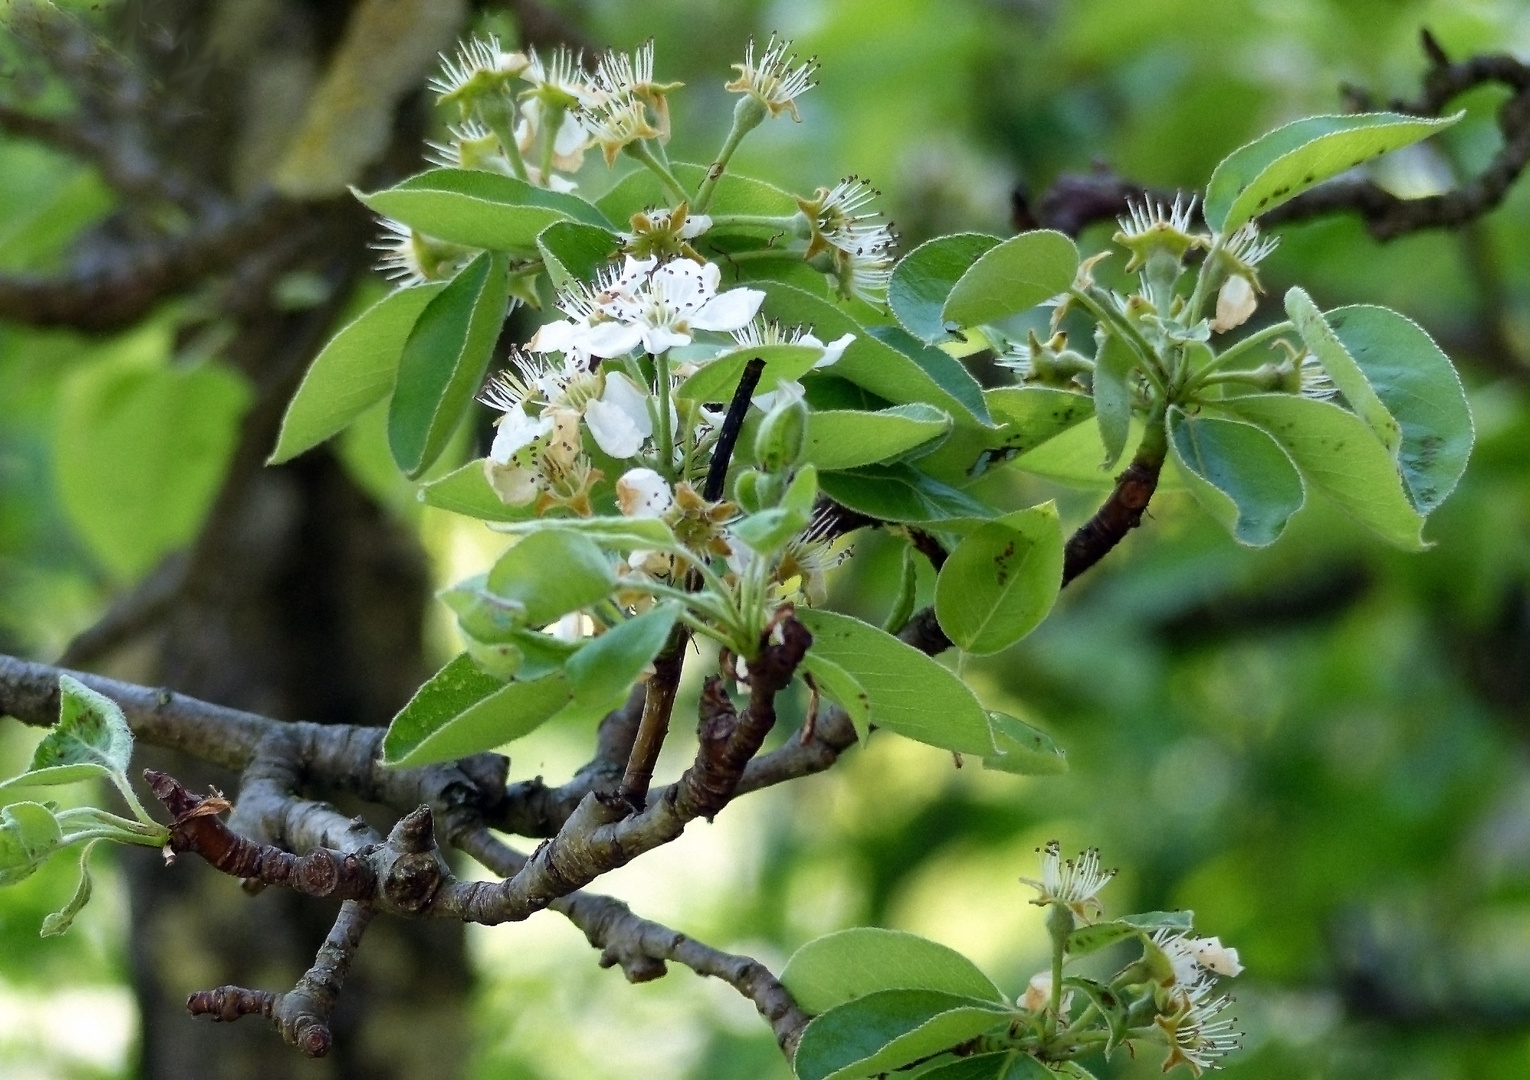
1287 286 1401 454
388 250 511 477
565 604 681 708
782 928 1005 1014
890 233 1003 343
485 531 615 627
793 989 1011 1080
941 230 1078 329
1167 407 1305 546
982 712 1067 775
796 610 997 755
270 284 443 464
355 168 611 251
935 503 1063 654
1203 111 1462 233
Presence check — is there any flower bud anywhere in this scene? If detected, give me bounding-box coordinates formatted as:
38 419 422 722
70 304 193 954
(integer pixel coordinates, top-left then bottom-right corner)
733 469 764 513
754 396 808 472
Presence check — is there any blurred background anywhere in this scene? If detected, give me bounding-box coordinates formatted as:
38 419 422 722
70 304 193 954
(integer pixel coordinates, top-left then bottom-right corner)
4 0 1530 1078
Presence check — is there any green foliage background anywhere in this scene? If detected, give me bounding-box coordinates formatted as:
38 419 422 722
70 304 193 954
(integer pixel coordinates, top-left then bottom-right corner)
5 0 1530 1077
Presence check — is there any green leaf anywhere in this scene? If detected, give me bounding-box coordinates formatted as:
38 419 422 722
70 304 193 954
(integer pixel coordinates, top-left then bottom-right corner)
565 604 680 708
732 466 819 552
782 927 1005 1015
917 1052 1053 1080
1092 332 1135 470
755 282 992 429
919 386 1096 484
269 284 444 464
793 989 1010 1080
388 251 511 477
418 459 538 522
890 233 1003 344
941 230 1079 329
597 162 796 222
800 653 873 744
1203 111 1463 233
536 221 620 289
1062 977 1129 1055
40 840 100 937
1219 394 1426 550
32 676 134 777
1167 407 1305 546
491 515 681 551
355 168 610 251
1064 913 1192 958
803 404 953 471
982 711 1067 775
819 463 997 526
0 801 63 886
380 655 571 767
796 610 997 756
1321 304 1473 514
55 328 252 580
675 344 827 403
867 326 991 427
485 531 615 627
1286 286 1402 454
935 504 1064 654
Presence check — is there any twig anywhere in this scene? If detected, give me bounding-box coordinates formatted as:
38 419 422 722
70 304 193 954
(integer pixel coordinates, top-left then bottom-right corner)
1061 442 1165 587
619 640 686 809
704 357 766 501
187 901 375 1058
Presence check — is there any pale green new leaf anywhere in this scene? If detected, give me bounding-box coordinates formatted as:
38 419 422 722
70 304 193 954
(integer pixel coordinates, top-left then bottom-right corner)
1287 286 1401 454
803 404 952 471
355 168 611 251
485 531 615 627
917 385 1094 484
1203 111 1462 233
1219 393 1426 549
982 712 1067 775
31 675 134 777
796 610 996 756
388 250 511 477
0 801 63 886
799 653 873 744
941 230 1078 329
1168 407 1305 546
889 233 1002 343
565 604 681 708
781 927 1005 1015
418 459 538 522
490 515 681 551
40 840 101 937
793 989 1011 1080
381 654 571 767
269 284 443 464
934 504 1064 654
1092 331 1135 469
675 344 826 403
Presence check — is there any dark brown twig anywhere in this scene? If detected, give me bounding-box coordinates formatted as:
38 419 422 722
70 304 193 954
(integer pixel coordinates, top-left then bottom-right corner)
704 357 767 501
1061 446 1165 587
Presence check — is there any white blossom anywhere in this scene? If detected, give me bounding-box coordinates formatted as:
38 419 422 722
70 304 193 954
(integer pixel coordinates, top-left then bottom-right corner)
584 372 654 458
429 35 524 101
616 467 674 517
1019 841 1115 919
533 257 764 360
726 35 818 121
1212 273 1257 333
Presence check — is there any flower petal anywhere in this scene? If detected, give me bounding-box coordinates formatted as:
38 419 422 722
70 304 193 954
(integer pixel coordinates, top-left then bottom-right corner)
581 319 647 358
489 409 553 463
616 467 674 517
815 331 856 369
585 398 645 458
692 286 766 332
